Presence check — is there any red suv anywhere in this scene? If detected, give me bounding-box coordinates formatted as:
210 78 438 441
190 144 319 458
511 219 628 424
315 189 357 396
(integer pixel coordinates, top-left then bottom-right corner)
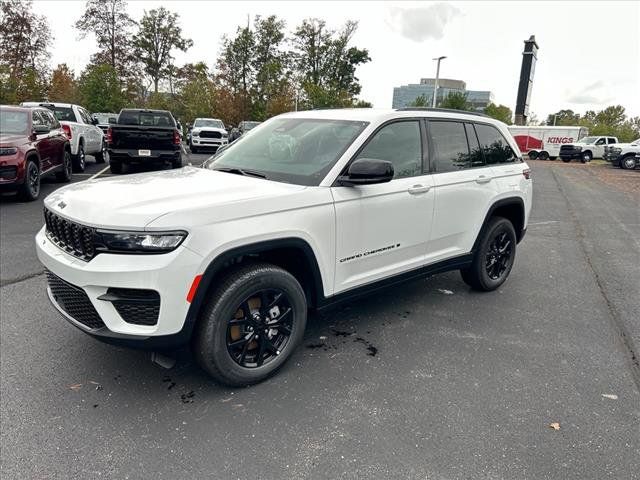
0 105 72 201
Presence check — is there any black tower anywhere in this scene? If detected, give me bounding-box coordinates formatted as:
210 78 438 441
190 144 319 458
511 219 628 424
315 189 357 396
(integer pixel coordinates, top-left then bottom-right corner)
515 35 539 126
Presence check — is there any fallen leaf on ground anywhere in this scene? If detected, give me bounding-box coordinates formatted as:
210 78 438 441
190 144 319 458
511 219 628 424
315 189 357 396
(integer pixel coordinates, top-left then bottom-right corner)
68 384 82 391
437 289 454 295
549 422 560 430
601 394 618 400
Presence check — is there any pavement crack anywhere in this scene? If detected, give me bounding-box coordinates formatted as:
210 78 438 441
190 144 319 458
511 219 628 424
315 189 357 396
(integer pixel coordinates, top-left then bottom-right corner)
0 270 45 288
550 167 640 391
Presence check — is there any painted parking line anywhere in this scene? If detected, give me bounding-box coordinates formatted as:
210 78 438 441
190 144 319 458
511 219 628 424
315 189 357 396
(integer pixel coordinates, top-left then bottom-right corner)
88 166 110 180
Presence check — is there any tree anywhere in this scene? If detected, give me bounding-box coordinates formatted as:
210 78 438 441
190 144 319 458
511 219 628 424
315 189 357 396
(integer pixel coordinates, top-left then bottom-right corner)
409 94 428 107
0 0 52 103
75 0 136 81
133 7 193 92
484 103 513 124
546 109 580 126
77 63 125 112
439 91 470 110
48 64 79 103
176 62 217 124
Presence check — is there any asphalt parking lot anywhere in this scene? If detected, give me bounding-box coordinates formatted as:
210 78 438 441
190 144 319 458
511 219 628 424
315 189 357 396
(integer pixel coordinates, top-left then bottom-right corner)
1 158 639 479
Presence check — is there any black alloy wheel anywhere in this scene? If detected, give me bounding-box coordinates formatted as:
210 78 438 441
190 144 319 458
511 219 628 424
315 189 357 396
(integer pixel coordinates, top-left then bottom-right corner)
18 160 41 201
485 231 513 280
56 149 73 182
73 143 86 172
226 289 294 368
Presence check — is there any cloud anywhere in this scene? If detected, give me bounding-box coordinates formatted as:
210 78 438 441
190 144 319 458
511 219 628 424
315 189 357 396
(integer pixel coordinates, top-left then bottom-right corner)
387 3 462 42
566 81 613 104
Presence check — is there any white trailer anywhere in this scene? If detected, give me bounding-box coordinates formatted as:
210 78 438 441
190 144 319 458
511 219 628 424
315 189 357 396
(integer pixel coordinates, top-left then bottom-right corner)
508 125 588 160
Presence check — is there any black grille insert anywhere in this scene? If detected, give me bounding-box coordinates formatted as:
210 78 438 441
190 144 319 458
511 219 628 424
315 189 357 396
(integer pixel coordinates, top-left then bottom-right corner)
44 208 95 261
46 270 105 330
0 166 17 180
100 288 160 326
199 130 222 139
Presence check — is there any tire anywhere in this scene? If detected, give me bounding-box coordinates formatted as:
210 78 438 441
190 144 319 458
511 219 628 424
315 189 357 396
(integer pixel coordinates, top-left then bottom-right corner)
460 216 517 292
109 160 123 174
72 142 86 172
193 262 307 387
172 155 182 169
621 155 636 170
18 159 40 201
549 156 557 161
538 151 549 161
561 157 571 163
528 151 538 160
190 142 197 154
580 151 592 163
94 140 107 163
55 149 73 182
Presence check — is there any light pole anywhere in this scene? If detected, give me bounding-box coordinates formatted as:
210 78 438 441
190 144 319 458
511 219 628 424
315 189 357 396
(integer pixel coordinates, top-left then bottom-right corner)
432 56 447 108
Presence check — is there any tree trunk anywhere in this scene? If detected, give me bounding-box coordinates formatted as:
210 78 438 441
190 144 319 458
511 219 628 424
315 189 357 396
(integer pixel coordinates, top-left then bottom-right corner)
154 78 159 93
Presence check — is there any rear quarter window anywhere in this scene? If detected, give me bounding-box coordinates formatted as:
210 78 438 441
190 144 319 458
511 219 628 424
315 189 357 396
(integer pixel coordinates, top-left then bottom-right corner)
475 123 518 164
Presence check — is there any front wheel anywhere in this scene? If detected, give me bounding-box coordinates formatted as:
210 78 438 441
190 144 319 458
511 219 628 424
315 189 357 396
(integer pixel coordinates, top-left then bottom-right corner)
621 155 637 170
581 151 592 163
193 263 307 387
18 159 40 201
461 216 517 291
190 143 198 154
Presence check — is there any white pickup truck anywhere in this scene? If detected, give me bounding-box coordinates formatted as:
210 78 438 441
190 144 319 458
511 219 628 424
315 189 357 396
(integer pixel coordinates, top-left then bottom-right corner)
21 102 105 172
558 135 618 163
604 138 640 169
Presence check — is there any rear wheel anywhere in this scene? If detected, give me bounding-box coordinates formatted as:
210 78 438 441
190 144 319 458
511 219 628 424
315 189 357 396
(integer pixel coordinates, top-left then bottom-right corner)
18 159 40 201
72 143 86 172
172 155 182 169
561 157 571 163
549 156 557 161
528 151 538 160
461 216 517 291
194 262 307 387
109 160 123 174
55 149 73 182
538 151 549 160
94 140 107 163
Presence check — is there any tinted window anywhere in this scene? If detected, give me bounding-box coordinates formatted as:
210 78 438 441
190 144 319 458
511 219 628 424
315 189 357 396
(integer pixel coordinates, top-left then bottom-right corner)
475 123 517 164
48 106 76 122
429 121 471 172
357 121 422 179
0 109 29 134
595 138 606 145
32 110 45 126
465 123 484 167
608 138 617 144
41 110 60 129
118 110 176 127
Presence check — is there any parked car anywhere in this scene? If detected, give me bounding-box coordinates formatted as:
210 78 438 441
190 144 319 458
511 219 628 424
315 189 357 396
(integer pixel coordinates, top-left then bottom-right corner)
604 138 640 169
21 102 105 172
189 118 228 153
106 108 182 173
37 108 532 386
0 105 72 201
93 112 118 135
559 135 618 163
239 120 261 136
508 125 588 160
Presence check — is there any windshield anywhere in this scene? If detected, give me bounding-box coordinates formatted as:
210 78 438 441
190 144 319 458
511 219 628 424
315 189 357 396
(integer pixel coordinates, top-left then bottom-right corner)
204 117 368 186
194 119 224 129
0 109 28 135
241 121 260 131
94 113 115 124
579 137 599 144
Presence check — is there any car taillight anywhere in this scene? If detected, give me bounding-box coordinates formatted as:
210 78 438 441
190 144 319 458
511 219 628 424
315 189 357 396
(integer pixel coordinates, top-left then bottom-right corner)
523 168 531 180
173 129 181 145
62 124 72 139
106 127 113 144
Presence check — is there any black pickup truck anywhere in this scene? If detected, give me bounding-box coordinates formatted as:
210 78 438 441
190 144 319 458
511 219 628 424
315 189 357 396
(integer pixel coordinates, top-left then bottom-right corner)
106 109 182 174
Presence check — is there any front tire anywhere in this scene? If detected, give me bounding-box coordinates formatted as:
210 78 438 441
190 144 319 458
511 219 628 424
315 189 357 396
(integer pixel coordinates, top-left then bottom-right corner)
72 143 86 172
621 155 636 170
190 142 198 154
18 159 41 201
55 149 73 182
194 262 307 387
581 151 592 163
461 216 517 291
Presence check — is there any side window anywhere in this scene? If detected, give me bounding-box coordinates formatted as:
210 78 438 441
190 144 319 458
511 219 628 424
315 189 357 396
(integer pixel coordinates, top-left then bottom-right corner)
356 121 422 179
79 108 92 124
42 110 59 129
32 110 45 126
608 138 617 144
595 137 606 146
429 121 471 172
475 123 517 164
465 123 485 167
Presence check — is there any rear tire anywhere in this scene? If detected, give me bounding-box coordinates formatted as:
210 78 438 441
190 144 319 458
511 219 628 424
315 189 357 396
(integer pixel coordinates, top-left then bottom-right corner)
561 157 571 163
460 216 517 292
528 151 538 160
172 155 182 169
94 140 107 163
538 151 549 160
72 143 86 172
109 160 123 174
193 262 307 387
18 159 40 201
55 149 73 182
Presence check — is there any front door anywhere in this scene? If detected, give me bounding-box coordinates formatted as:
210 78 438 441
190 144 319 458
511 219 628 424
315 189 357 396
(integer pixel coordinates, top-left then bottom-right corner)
331 120 435 293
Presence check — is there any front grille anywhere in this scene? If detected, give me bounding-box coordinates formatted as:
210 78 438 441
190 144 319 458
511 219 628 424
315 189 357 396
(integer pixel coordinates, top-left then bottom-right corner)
560 145 577 152
199 130 222 139
44 208 95 261
0 166 17 180
46 270 105 330
106 288 160 326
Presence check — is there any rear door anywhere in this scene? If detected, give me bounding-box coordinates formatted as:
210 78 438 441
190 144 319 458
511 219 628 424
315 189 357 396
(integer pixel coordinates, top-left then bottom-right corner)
31 110 54 170
427 120 501 260
40 110 67 171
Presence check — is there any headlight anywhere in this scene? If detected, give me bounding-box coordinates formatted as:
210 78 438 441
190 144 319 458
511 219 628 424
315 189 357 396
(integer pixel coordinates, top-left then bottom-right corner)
0 147 18 156
222 132 228 138
574 146 582 151
95 230 187 253
192 130 199 137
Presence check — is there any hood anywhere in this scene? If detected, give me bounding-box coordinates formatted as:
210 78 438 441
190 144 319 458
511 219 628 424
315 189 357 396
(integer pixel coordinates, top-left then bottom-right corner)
0 134 28 146
44 166 306 229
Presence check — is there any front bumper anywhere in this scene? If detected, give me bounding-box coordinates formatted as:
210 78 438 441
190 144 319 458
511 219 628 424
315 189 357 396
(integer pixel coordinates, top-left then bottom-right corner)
0 156 26 191
191 137 228 149
36 227 204 349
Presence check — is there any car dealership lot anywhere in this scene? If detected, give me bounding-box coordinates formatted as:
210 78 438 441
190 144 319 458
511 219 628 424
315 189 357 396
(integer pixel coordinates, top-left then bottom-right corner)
1 160 639 479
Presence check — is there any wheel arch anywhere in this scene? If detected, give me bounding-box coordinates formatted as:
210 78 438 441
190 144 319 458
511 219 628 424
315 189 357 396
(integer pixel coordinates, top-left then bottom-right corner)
472 197 526 252
24 149 41 168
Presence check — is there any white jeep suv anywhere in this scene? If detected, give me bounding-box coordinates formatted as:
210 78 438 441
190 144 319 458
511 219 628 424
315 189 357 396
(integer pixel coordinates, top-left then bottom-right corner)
21 102 105 172
36 108 532 386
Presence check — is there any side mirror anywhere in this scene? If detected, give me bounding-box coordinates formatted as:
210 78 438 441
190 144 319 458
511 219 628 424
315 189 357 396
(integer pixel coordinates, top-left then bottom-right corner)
338 158 394 186
33 124 50 135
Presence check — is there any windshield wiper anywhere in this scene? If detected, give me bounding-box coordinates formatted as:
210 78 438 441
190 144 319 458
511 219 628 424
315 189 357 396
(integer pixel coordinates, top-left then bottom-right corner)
213 167 267 179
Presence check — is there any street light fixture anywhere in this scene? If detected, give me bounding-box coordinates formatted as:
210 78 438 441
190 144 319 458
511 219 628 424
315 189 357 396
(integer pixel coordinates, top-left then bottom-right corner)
432 56 447 108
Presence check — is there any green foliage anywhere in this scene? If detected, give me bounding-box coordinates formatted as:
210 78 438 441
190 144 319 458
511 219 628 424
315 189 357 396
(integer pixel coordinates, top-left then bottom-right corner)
409 94 428 107
78 63 125 112
546 109 580 126
547 105 640 142
484 103 513 124
133 7 193 92
439 91 471 110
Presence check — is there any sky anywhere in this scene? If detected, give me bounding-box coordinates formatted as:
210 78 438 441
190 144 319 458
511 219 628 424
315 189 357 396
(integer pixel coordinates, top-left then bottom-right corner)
33 0 640 119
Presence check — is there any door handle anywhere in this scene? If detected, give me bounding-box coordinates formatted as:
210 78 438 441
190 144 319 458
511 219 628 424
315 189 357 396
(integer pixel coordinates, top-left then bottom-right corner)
475 175 492 184
408 184 431 194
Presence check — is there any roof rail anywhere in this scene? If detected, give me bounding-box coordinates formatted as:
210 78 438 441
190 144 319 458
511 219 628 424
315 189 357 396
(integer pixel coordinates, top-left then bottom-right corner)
396 107 490 118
